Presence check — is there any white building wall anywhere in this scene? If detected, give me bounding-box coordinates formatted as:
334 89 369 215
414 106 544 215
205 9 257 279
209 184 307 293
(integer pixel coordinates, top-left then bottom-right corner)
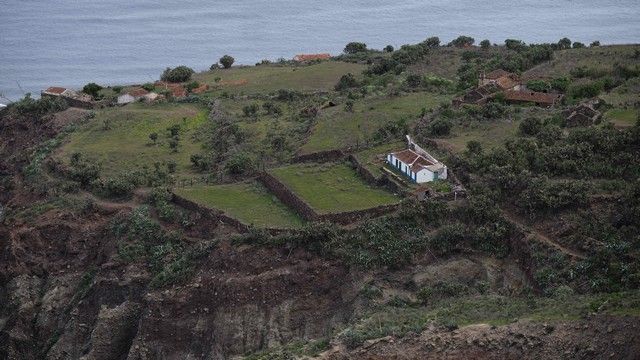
117 94 135 104
416 169 434 183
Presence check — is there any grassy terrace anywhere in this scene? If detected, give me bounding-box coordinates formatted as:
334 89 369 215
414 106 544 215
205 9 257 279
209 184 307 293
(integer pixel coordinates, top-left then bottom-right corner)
174 182 304 228
194 61 365 95
353 140 404 178
57 103 206 177
300 92 451 154
270 162 400 214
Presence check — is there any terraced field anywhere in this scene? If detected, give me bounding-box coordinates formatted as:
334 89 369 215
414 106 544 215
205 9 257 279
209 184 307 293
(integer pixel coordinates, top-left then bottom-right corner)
270 162 400 214
57 102 206 177
174 182 304 228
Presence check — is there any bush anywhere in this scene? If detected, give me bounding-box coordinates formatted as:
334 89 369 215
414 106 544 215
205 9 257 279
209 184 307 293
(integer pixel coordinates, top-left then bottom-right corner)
344 42 367 54
160 66 194 83
242 103 259 117
185 81 200 92
568 81 604 99
383 45 394 52
572 42 585 49
99 175 136 198
526 79 550 92
68 153 101 186
428 223 467 254
590 40 600 47
480 39 491 49
225 152 254 175
262 102 282 116
519 178 590 214
428 119 452 136
219 55 235 69
405 73 423 88
423 36 441 48
190 154 209 171
550 77 570 92
9 93 68 116
417 281 469 304
449 35 474 47
148 132 158 144
335 73 359 91
82 82 103 98
505 39 526 51
557 37 572 50
519 117 543 136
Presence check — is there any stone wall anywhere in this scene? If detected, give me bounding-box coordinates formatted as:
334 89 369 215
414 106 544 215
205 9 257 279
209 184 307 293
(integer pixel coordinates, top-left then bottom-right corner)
256 172 319 221
318 203 401 225
172 192 288 235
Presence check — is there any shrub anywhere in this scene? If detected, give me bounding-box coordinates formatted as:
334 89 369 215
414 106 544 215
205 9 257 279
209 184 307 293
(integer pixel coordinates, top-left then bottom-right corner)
428 119 452 136
262 101 282 116
568 81 604 99
68 153 101 186
242 103 259 117
9 93 67 116
417 281 469 304
423 36 441 48
480 39 491 49
344 42 367 54
142 83 155 91
335 73 359 91
82 82 103 98
557 37 572 50
519 178 590 214
225 152 254 175
160 66 195 83
190 154 208 171
572 42 585 49
219 55 235 69
505 39 526 51
590 40 600 47
99 175 136 198
383 45 394 52
449 35 474 47
344 100 354 112
185 81 200 92
526 79 550 92
149 132 158 145
428 223 467 254
519 117 543 136
405 73 423 88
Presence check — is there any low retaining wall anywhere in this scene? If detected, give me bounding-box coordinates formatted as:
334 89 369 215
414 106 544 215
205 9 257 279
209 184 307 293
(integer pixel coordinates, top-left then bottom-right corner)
172 193 287 235
318 203 401 225
256 172 318 221
292 149 346 164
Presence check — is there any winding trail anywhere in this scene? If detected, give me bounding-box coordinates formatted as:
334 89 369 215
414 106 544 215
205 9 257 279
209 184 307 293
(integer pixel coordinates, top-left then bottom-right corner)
501 208 586 260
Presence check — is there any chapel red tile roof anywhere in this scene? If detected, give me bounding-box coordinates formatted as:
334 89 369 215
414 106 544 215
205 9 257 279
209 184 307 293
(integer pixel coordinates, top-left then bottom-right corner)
127 87 149 98
44 87 68 95
392 149 436 173
293 53 331 62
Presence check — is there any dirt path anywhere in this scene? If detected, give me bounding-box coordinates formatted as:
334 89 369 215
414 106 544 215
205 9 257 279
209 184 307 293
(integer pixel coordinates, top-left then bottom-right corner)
501 208 586 260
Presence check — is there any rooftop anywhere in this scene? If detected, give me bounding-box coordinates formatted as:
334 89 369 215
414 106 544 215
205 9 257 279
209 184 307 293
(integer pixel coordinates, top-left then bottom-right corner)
391 149 442 173
44 86 69 95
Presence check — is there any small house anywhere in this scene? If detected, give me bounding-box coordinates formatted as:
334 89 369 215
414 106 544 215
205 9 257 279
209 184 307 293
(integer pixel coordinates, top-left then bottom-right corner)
42 86 75 98
503 90 563 107
293 53 331 62
41 87 93 109
479 69 521 91
117 87 149 105
387 136 448 183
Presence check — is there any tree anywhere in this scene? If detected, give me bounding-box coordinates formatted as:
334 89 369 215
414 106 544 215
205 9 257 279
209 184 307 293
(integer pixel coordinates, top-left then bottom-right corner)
344 42 367 54
466 140 483 155
405 74 423 88
82 82 103 98
242 103 259 117
526 80 551 92
429 119 452 136
505 39 526 51
335 73 359 91
225 152 254 175
149 132 158 145
550 77 570 92
168 138 179 153
480 39 491 49
160 66 194 83
519 117 543 136
345 100 354 112
590 40 601 47
384 45 394 52
557 37 572 50
423 36 441 48
219 55 235 69
449 35 475 47
572 42 585 49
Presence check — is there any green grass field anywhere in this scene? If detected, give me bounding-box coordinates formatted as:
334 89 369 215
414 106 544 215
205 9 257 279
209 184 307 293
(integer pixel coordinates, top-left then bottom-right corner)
605 108 638 127
174 182 304 228
57 103 206 177
270 162 400 214
524 45 640 79
444 119 522 153
194 61 365 95
353 141 405 178
300 92 451 154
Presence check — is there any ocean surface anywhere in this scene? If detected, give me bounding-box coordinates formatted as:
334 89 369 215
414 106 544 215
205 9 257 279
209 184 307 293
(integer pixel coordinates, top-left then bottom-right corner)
1 0 639 102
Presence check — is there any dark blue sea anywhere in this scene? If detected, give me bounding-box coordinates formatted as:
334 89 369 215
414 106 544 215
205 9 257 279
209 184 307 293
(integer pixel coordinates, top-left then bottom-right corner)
1 0 639 102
